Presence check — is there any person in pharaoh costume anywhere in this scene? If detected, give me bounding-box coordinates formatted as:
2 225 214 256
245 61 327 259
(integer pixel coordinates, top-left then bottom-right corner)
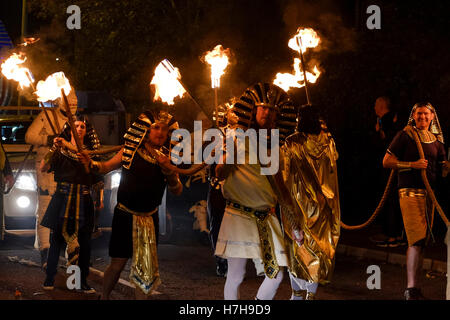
40 113 101 293
382 102 449 300
81 110 182 300
25 88 78 268
278 104 341 300
214 82 297 300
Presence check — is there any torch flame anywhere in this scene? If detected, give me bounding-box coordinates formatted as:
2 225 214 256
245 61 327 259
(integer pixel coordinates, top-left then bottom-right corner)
0 53 33 89
150 59 186 105
274 60 321 91
288 28 320 53
35 72 71 102
273 27 321 92
203 45 231 88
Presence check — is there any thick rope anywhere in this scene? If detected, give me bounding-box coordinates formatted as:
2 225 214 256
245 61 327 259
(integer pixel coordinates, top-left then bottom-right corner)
341 125 450 230
407 126 449 227
340 169 395 230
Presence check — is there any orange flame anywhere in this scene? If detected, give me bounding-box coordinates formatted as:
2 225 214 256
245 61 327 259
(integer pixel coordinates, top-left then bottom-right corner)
150 59 186 105
274 60 321 91
203 45 231 88
273 27 321 92
35 72 71 102
288 28 320 53
0 53 33 89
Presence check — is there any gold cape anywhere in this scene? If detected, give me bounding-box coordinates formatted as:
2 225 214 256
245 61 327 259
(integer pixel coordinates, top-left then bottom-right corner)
280 131 341 284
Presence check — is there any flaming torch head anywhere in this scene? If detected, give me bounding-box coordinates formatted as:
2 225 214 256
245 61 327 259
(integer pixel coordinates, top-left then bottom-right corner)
288 28 320 53
150 59 186 105
274 27 321 92
35 72 72 103
1 53 33 89
203 45 231 88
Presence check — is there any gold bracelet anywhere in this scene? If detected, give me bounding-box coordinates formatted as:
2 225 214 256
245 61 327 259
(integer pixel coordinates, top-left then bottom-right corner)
396 161 411 169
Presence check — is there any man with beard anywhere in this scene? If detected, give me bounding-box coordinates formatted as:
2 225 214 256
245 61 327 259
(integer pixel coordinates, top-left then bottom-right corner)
215 83 296 300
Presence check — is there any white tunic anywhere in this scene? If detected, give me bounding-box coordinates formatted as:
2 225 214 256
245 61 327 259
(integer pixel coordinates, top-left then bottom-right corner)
215 160 287 266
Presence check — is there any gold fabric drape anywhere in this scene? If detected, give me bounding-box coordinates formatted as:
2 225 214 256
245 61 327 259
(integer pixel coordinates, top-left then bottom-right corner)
117 203 160 295
280 131 341 284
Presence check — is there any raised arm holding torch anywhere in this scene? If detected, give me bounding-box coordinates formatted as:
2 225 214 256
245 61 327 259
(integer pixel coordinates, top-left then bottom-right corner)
60 88 89 172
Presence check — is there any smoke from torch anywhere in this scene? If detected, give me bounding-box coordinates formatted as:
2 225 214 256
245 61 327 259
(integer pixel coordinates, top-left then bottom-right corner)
1 53 34 89
274 28 321 93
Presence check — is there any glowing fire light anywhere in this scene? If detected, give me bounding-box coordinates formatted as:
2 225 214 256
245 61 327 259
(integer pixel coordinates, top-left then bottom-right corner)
35 72 71 102
1 53 33 89
203 45 231 88
274 60 321 92
273 27 321 92
150 59 186 105
288 28 320 53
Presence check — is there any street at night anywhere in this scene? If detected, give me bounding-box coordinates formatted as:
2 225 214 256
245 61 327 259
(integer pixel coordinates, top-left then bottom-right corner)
0 225 447 300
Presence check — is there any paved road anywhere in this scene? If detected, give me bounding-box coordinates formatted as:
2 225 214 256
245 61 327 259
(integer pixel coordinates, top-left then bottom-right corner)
0 231 446 300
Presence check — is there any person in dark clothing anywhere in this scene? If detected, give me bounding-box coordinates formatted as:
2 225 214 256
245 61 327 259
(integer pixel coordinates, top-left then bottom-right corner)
371 96 406 247
207 163 228 276
383 102 448 300
40 115 101 293
82 110 183 300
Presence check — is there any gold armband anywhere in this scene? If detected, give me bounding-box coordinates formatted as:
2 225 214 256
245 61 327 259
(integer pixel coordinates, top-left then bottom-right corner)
396 161 411 169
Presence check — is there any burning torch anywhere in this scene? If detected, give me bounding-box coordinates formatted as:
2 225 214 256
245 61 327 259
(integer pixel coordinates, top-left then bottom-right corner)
203 45 231 126
1 53 59 135
151 59 213 125
273 28 321 103
295 34 311 105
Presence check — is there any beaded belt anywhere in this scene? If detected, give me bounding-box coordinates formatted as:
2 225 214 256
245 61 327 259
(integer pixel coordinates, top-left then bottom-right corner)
399 188 427 199
57 182 90 195
225 200 274 221
225 199 279 279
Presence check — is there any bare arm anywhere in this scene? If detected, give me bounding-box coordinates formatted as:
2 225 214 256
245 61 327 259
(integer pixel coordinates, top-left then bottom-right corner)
382 152 428 170
40 159 50 173
79 148 124 174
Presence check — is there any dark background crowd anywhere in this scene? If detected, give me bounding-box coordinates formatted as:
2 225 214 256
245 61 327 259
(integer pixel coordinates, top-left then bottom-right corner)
1 0 449 232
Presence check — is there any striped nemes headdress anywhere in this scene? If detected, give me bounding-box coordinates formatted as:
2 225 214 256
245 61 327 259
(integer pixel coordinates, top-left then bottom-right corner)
231 82 297 144
122 110 179 169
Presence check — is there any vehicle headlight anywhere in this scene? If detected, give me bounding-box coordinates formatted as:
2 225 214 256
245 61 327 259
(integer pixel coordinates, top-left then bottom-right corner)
15 174 37 191
16 196 31 208
111 172 121 189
